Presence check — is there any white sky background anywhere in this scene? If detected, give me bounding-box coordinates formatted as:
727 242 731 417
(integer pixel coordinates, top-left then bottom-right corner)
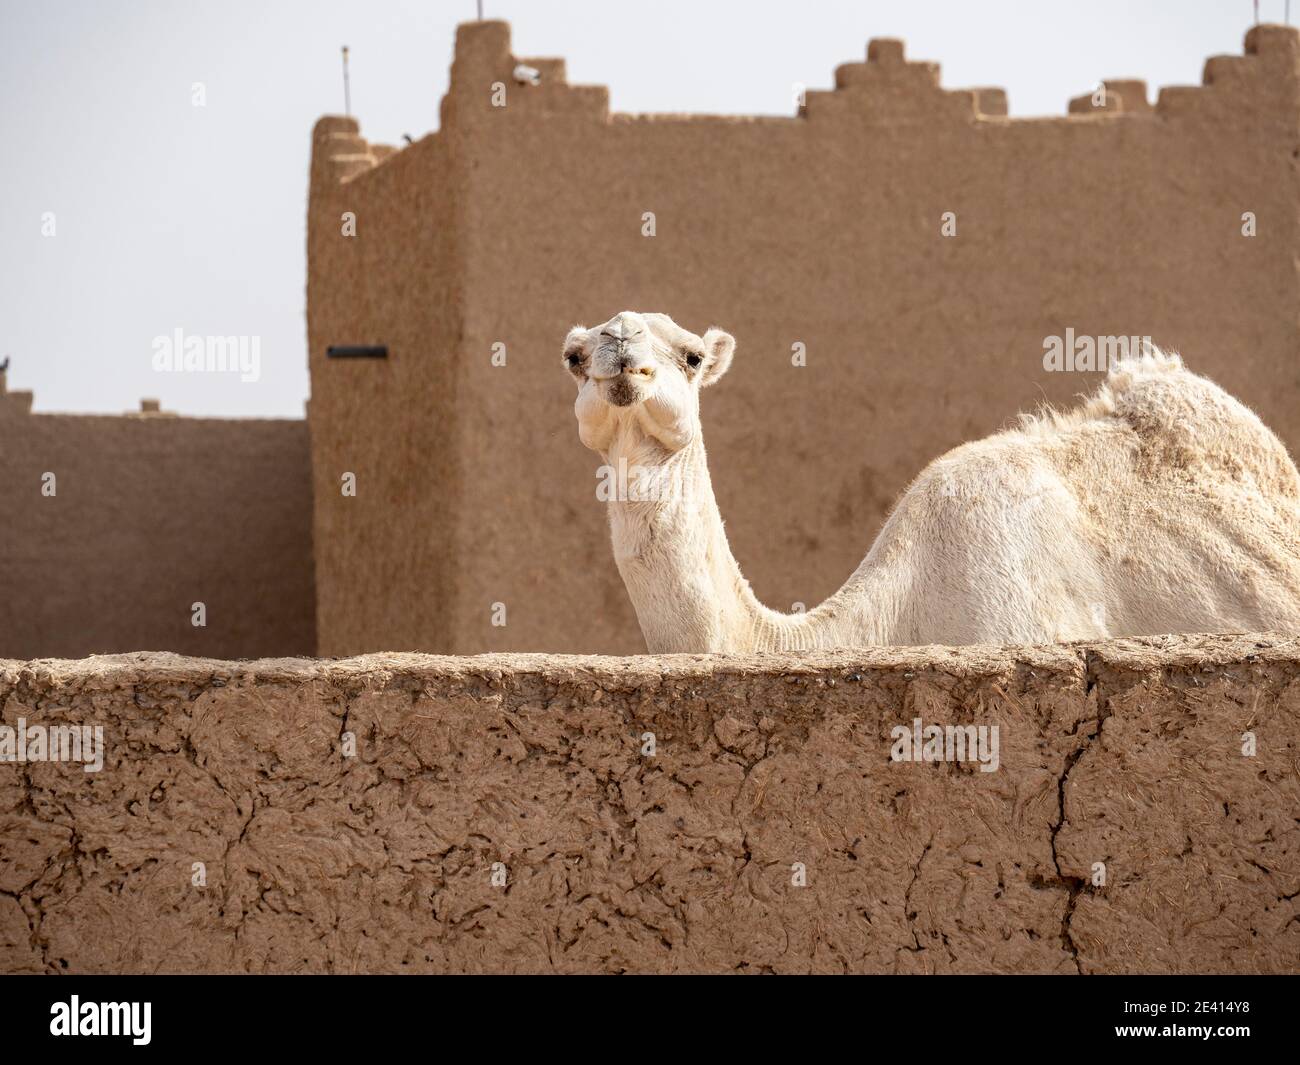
0 0 1277 417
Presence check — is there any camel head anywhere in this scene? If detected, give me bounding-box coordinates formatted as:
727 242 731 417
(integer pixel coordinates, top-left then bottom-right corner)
562 311 734 453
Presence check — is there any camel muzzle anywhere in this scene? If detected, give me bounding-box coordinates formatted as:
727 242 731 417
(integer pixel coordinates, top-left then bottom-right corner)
604 376 645 408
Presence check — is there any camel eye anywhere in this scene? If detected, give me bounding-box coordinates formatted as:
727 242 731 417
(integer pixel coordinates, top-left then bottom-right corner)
685 352 703 368
566 352 582 368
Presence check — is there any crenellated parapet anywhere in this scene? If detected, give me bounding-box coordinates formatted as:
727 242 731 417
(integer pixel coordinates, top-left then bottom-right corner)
439 20 609 130
309 21 613 195
1067 80 1150 115
309 115 398 188
802 37 1007 123
0 375 183 419
1067 23 1300 119
308 21 1300 187
132 398 177 418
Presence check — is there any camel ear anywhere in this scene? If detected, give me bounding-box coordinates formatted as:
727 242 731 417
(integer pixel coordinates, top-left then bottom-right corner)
562 326 591 383
700 328 735 388
562 325 590 358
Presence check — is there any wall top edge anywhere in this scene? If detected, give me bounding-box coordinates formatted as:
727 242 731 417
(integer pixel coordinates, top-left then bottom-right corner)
3 633 1295 685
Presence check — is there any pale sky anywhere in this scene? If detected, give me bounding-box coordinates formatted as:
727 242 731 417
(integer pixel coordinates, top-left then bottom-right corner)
0 0 1275 417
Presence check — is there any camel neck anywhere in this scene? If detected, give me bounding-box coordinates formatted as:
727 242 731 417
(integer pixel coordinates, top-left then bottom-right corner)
604 435 823 652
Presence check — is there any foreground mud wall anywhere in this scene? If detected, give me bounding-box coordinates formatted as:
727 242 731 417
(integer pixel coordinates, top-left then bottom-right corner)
1 633 1296 974
0 382 316 659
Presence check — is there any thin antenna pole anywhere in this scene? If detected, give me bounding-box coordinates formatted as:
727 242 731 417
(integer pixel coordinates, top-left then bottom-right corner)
341 45 351 117
1288 0 1292 25
477 2 483 19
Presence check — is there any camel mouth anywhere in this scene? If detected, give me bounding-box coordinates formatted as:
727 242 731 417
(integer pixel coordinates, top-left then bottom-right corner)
605 378 643 408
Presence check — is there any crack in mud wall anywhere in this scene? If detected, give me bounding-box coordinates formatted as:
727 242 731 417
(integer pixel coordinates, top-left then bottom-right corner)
1 634 1297 974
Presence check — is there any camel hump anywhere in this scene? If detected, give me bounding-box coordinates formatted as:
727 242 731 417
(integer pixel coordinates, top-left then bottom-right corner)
1102 349 1257 437
1097 350 1300 498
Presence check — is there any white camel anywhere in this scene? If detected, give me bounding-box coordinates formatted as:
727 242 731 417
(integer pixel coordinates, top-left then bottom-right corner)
563 311 1300 652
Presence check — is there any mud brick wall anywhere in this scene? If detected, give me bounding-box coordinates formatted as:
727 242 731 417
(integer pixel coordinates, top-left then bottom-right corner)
1 633 1296 974
0 388 316 660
